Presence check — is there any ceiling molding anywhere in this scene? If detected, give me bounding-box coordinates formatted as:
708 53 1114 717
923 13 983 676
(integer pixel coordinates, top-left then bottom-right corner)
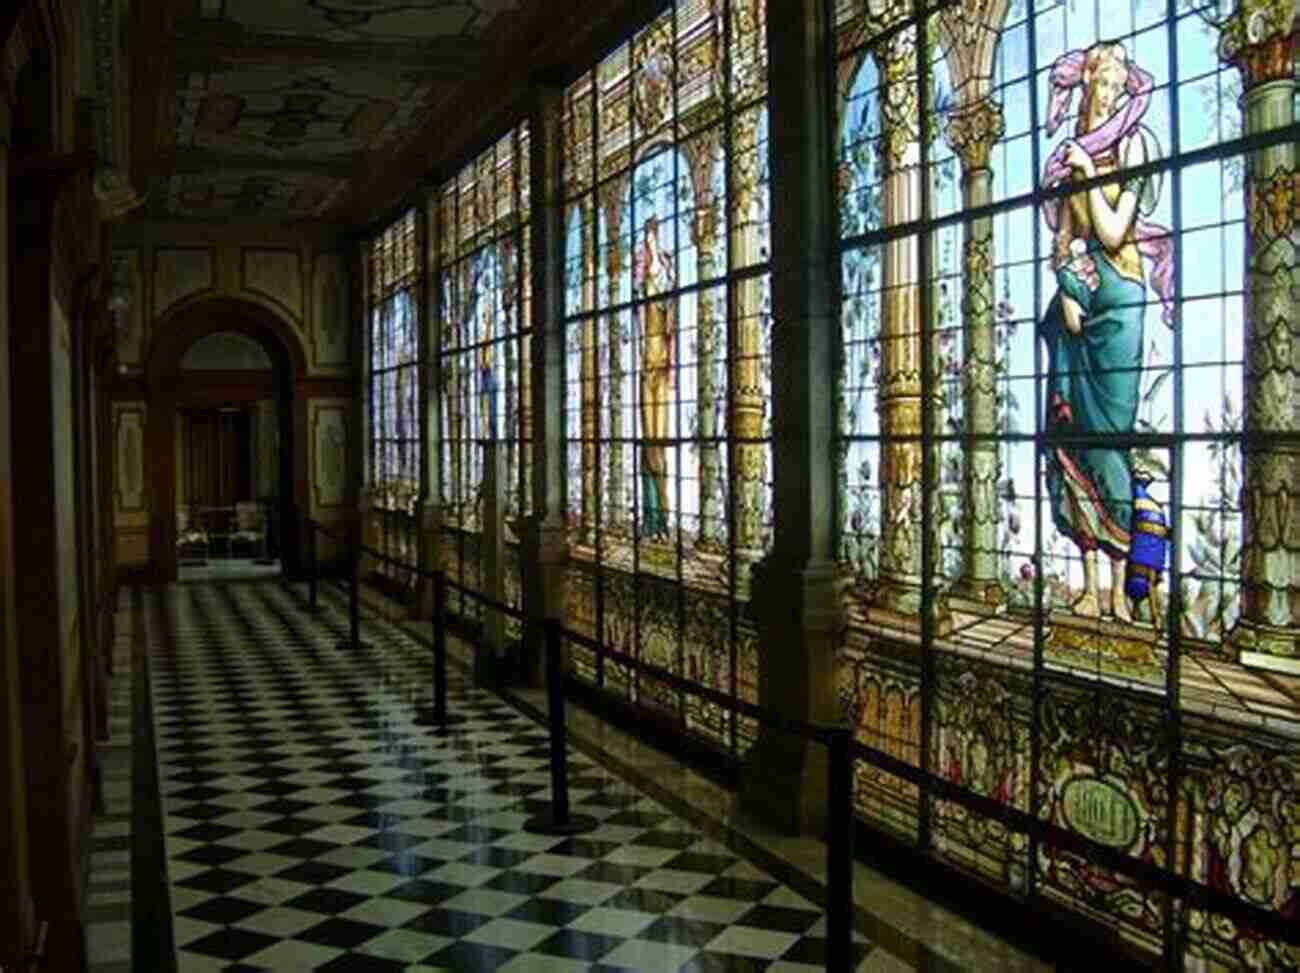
110 219 350 247
170 149 355 178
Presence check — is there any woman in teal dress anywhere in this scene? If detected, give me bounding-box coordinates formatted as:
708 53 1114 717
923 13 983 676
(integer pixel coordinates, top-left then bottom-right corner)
1038 42 1174 620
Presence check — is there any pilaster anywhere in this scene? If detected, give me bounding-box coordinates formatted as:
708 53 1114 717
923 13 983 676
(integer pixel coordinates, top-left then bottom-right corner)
10 151 92 971
0 91 37 972
1221 1 1299 673
524 81 570 684
417 186 444 617
740 0 844 836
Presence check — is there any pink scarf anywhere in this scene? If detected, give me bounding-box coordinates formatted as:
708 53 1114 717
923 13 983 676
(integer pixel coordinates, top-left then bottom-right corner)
1041 50 1175 327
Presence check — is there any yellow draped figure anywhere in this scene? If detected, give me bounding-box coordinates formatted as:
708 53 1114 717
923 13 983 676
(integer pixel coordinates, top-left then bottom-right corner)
635 214 675 539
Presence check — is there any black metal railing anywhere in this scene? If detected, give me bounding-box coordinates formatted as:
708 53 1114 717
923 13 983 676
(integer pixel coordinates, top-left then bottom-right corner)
301 516 1300 969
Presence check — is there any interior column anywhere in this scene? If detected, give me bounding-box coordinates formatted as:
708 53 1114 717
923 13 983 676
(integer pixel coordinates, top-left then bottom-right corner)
523 82 570 686
0 86 36 973
10 152 93 972
741 0 843 835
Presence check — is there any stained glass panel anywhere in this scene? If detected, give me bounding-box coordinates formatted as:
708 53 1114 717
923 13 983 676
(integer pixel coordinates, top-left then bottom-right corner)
834 0 1297 966
437 123 532 622
561 0 771 759
367 210 420 588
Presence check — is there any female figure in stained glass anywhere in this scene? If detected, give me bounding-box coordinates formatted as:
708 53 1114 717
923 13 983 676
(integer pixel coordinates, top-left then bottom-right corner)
636 213 675 539
1038 41 1174 621
479 292 499 440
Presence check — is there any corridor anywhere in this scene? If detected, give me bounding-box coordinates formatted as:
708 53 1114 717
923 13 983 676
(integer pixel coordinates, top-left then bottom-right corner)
146 580 870 972
117 578 1048 972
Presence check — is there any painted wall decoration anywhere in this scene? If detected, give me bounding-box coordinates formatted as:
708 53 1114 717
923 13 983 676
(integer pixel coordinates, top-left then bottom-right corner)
130 240 345 376
114 249 145 366
51 298 80 682
243 248 303 321
313 251 350 367
112 397 150 567
154 247 215 316
113 404 146 512
311 400 349 510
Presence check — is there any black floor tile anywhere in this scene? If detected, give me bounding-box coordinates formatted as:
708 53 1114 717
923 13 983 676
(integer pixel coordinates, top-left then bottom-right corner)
284 888 370 916
295 916 386 950
424 940 518 972
183 927 279 961
534 928 625 961
177 895 265 926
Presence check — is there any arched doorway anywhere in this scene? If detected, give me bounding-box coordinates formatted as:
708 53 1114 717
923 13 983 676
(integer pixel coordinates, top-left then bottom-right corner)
145 297 309 581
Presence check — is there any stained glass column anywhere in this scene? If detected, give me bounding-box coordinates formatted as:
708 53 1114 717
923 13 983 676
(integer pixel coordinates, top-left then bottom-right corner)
1222 2 1298 674
686 130 725 552
865 27 926 622
742 0 843 834
599 177 629 532
943 94 1006 612
523 83 569 683
578 203 598 546
731 114 766 558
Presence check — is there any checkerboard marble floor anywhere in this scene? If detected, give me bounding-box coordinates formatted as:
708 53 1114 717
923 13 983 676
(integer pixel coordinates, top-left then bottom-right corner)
148 580 875 971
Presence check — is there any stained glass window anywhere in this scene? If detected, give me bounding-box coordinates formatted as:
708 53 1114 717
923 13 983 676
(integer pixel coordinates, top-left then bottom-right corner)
437 125 532 630
367 209 420 588
834 1 1297 967
562 0 772 756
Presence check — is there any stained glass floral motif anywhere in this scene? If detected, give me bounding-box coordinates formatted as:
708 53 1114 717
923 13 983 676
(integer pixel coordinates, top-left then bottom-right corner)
561 0 770 757
833 1 1297 967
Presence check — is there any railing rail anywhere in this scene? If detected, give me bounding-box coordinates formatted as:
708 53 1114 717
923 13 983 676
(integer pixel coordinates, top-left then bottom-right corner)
302 516 1300 953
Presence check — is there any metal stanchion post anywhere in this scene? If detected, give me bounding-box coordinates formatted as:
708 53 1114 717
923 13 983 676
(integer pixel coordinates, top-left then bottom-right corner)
825 725 856 972
308 519 318 614
336 518 369 652
350 537 361 645
434 571 447 725
524 619 597 836
414 571 465 729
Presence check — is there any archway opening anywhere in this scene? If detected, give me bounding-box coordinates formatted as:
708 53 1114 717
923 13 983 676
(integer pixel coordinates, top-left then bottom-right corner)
145 298 308 582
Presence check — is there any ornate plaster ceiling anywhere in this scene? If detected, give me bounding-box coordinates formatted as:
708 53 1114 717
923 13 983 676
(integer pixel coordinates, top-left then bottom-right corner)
140 0 519 221
201 0 515 42
130 0 670 225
